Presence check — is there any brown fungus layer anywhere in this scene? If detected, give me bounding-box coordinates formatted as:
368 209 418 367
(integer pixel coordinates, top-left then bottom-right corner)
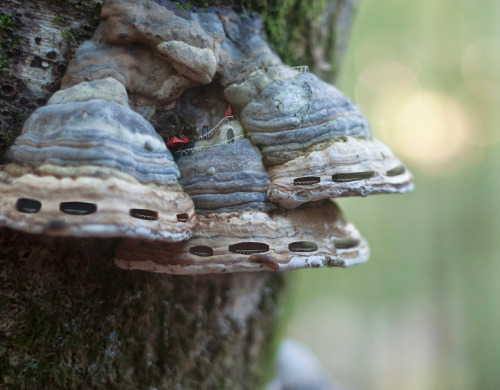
115 200 369 274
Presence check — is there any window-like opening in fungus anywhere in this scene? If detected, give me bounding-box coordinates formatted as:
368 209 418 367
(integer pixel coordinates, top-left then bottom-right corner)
229 242 269 255
177 213 189 222
332 171 375 182
60 202 97 215
386 165 406 177
189 246 213 257
129 208 159 221
334 237 360 249
288 241 318 252
202 125 209 136
293 176 320 185
227 128 234 143
16 198 42 214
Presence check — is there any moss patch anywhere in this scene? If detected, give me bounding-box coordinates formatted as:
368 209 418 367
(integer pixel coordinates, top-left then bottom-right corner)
240 0 328 66
0 13 18 71
182 0 351 79
0 230 289 389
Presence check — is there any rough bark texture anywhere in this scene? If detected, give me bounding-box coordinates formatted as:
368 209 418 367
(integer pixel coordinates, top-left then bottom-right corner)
0 0 357 388
0 232 287 389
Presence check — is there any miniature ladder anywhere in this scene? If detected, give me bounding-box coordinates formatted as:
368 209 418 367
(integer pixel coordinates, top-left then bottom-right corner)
194 116 235 140
276 65 309 78
176 135 244 156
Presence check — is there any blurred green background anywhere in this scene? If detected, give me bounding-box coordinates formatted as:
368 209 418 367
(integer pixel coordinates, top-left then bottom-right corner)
286 0 500 389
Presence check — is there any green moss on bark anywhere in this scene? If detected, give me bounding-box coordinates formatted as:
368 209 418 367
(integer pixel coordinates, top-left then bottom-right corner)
0 13 18 71
184 0 357 80
0 231 288 389
239 0 328 66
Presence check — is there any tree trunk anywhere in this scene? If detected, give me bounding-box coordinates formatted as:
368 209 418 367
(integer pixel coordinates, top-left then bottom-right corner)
0 1 357 388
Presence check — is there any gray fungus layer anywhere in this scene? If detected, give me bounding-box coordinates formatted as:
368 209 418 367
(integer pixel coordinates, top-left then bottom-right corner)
241 72 371 166
7 99 180 185
178 139 273 213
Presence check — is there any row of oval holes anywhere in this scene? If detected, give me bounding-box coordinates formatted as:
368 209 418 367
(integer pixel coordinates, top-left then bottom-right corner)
189 238 360 257
15 167 405 215
15 199 359 256
15 198 189 222
294 166 406 185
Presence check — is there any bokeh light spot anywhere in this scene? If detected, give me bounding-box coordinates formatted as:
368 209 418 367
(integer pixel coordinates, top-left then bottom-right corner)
389 91 472 174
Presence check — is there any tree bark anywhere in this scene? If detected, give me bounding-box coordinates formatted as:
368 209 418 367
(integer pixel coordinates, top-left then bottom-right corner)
0 1 357 388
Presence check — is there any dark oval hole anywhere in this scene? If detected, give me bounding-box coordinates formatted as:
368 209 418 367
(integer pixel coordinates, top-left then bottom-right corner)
229 242 269 255
334 237 360 249
293 176 320 186
189 246 213 257
129 208 159 221
16 198 42 214
202 125 209 136
332 171 375 183
60 202 96 215
386 165 406 177
288 241 318 252
177 213 189 222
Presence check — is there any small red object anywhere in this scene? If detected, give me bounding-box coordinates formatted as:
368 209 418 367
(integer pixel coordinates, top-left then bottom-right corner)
166 136 191 149
225 105 232 118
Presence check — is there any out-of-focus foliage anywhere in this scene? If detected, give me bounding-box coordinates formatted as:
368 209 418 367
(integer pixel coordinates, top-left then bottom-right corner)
287 0 500 389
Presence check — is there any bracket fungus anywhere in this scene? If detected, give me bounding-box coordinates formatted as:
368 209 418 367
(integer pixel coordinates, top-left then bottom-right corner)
115 200 368 274
0 78 195 240
0 0 413 274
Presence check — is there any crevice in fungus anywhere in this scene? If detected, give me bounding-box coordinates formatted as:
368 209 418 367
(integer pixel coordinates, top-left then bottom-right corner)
59 201 97 215
386 165 406 177
288 241 318 252
176 213 189 222
129 208 159 221
229 242 269 255
334 237 360 249
16 198 42 213
332 171 375 182
189 245 213 257
293 176 320 185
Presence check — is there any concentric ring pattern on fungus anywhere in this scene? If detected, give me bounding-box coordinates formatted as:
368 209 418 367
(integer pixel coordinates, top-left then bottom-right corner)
0 0 413 273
